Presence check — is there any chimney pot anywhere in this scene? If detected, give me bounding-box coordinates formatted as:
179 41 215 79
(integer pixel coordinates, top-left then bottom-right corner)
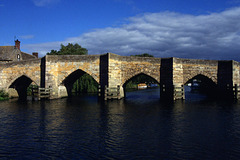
15 39 20 50
32 52 38 58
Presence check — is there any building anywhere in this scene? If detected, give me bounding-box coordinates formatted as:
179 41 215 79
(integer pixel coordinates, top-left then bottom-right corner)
0 40 38 63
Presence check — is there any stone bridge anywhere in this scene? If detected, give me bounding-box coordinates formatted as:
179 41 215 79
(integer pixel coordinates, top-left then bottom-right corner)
0 53 240 100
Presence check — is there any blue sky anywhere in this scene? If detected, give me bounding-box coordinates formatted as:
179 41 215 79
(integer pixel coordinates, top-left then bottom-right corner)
1 0 240 60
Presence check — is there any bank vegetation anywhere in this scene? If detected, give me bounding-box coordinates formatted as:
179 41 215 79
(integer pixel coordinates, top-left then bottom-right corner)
0 90 9 101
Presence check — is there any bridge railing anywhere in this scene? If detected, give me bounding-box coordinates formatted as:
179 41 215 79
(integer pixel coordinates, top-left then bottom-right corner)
174 85 185 100
31 86 51 100
233 84 240 99
104 85 121 100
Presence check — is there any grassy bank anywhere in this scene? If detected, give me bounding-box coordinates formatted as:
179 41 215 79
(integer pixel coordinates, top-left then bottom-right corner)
0 90 9 101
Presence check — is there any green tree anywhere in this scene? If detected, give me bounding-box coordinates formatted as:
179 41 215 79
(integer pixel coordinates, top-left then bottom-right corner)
47 43 88 55
47 49 59 55
73 74 98 94
131 53 154 57
0 90 9 101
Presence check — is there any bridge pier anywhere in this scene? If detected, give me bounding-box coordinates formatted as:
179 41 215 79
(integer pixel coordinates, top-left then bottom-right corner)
41 53 125 100
58 85 68 98
40 56 69 99
160 58 185 101
43 85 68 99
218 60 240 100
15 85 28 100
7 88 18 98
100 53 124 100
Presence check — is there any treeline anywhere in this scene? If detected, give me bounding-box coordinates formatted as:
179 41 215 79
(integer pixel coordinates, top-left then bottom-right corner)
130 53 154 57
72 73 98 93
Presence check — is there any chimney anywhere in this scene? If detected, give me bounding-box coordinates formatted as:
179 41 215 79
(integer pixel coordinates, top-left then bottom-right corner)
32 52 38 58
15 39 20 50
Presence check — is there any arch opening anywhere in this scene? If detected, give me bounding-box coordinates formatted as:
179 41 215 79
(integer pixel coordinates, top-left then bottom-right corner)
61 69 99 97
123 73 160 98
8 75 37 100
184 74 217 99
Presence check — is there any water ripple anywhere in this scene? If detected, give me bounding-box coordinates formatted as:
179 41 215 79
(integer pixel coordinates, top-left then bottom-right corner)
1 89 240 159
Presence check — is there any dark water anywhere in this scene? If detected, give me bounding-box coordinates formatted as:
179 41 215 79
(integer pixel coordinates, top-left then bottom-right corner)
1 88 240 160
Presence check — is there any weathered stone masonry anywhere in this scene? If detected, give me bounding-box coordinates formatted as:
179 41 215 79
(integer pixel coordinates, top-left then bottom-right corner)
0 53 240 100
44 55 100 99
107 53 161 98
0 59 41 98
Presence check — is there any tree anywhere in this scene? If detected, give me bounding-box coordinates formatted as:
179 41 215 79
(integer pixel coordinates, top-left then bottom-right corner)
47 50 59 55
0 90 9 101
73 74 98 94
47 43 88 55
131 53 154 57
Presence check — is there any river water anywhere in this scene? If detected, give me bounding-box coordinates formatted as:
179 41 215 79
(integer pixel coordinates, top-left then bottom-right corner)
0 88 240 159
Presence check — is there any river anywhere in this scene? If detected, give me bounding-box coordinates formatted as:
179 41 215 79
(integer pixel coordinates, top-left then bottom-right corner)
0 87 240 159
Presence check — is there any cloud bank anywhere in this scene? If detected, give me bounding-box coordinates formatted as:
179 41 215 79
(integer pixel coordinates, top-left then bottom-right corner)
24 7 240 61
32 0 60 7
19 35 34 40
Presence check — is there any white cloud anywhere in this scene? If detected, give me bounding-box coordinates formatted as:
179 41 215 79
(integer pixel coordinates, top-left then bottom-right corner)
19 35 34 40
23 41 62 55
23 7 240 61
32 0 60 7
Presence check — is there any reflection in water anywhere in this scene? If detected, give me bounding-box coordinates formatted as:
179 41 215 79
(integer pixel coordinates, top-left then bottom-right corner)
0 88 240 159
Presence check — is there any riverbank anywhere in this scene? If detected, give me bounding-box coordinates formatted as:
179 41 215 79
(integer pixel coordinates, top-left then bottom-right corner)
0 90 9 101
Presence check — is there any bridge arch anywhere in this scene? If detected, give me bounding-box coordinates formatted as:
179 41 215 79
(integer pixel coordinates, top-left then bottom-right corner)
185 74 217 85
122 72 159 91
8 75 38 100
60 69 99 97
122 72 160 87
58 68 99 87
183 72 217 86
184 74 217 97
7 74 39 89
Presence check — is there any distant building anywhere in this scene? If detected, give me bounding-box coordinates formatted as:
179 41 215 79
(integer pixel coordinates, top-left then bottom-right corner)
0 40 38 63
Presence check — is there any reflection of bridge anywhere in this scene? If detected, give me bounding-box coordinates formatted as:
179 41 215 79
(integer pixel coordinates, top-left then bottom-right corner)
0 53 240 100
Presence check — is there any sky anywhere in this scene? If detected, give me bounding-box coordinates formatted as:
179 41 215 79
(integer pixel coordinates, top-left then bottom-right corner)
1 0 240 61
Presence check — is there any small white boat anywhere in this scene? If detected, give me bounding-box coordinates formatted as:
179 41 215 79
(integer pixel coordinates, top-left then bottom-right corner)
138 83 147 89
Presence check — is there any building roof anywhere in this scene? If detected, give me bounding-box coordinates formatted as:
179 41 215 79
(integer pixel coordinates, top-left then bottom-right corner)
0 45 37 61
0 46 18 61
21 51 37 60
